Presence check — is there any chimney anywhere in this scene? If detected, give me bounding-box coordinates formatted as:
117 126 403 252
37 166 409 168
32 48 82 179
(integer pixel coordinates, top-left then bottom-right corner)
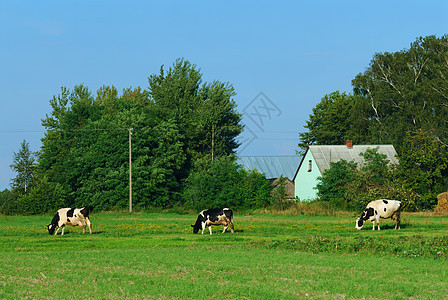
346 140 353 149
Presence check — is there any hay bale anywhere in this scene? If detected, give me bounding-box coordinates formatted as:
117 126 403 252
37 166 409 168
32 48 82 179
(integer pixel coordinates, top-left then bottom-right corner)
435 192 448 213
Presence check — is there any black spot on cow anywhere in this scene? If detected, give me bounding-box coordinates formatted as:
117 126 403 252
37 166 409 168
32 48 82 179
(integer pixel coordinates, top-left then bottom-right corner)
384 208 387 212
209 214 219 222
383 200 389 204
374 210 378 215
363 207 374 219
80 207 90 218
67 208 75 218
67 218 71 223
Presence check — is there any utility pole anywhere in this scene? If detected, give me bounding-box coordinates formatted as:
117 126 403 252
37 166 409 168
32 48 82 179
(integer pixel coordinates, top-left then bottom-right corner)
129 128 133 213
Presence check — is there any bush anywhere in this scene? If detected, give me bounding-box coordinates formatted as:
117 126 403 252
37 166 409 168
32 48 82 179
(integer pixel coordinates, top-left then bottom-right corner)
316 148 414 212
0 189 16 215
271 176 290 210
13 176 68 215
182 155 272 210
316 159 357 208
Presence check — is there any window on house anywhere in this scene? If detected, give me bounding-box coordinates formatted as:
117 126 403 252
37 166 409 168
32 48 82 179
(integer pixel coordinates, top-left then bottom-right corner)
308 160 312 172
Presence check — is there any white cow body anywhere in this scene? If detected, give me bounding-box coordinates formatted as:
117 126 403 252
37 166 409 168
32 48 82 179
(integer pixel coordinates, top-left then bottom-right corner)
355 199 401 230
47 207 92 235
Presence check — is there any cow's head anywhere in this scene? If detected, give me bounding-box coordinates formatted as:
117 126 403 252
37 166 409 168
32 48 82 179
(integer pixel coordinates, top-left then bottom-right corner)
191 213 205 234
191 223 201 233
355 218 365 230
47 224 56 235
355 207 374 230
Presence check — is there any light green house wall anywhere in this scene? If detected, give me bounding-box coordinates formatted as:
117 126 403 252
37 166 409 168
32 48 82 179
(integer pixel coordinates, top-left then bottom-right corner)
294 150 321 201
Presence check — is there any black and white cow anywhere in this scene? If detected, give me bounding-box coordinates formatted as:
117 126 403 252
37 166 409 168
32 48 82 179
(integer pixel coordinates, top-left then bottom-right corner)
47 207 92 235
191 208 234 234
355 199 402 230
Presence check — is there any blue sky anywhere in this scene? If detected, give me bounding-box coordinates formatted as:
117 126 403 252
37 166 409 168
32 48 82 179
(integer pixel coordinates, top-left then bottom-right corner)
1 0 447 190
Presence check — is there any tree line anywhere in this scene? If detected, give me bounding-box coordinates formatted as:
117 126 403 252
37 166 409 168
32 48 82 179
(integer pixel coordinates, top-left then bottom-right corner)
1 59 273 214
3 35 448 214
300 35 448 210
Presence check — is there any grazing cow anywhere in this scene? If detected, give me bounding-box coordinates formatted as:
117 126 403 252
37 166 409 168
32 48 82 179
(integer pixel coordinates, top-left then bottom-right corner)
355 199 402 230
191 208 234 234
47 207 92 235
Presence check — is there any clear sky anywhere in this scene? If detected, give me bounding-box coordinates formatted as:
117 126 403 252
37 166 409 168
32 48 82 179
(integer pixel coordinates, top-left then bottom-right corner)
1 0 447 190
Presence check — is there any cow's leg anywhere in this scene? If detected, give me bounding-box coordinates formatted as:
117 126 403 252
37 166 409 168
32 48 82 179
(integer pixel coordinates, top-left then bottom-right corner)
376 216 381 230
208 226 213 235
54 226 61 235
61 225 66 235
222 225 228 233
86 217 92 234
371 220 375 230
393 211 401 229
229 221 234 233
201 222 206 234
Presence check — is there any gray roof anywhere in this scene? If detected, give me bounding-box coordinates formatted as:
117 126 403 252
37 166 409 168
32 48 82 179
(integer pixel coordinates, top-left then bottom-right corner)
308 144 399 174
237 156 302 180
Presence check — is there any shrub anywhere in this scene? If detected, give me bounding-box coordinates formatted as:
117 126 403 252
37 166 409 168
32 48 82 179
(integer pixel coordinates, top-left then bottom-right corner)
14 176 68 214
182 155 272 210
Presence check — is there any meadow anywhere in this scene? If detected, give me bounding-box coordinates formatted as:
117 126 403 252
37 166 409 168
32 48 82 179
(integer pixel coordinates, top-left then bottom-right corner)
0 211 447 299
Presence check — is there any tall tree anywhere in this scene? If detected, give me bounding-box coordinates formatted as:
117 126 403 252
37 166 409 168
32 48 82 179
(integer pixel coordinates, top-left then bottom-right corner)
10 140 36 192
300 36 448 155
352 35 448 152
37 59 243 210
197 81 242 159
298 91 365 152
148 58 243 161
299 35 448 210
397 129 448 209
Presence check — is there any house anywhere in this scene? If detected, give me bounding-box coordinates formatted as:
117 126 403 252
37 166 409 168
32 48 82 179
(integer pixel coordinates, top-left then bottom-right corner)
293 142 399 201
237 156 302 200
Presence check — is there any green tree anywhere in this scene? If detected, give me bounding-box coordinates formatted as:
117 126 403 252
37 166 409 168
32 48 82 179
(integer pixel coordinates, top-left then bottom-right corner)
148 58 243 161
197 81 242 159
316 148 399 211
316 160 357 204
352 35 448 152
300 35 448 210
271 176 289 210
14 175 67 214
37 59 243 211
345 148 397 211
298 91 366 152
300 35 448 155
10 140 37 193
397 129 448 209
183 155 271 210
0 189 15 215
359 147 391 185
134 118 186 208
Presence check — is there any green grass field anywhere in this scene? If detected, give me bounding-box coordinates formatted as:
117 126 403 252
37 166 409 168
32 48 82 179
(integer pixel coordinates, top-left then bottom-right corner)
1 211 447 299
